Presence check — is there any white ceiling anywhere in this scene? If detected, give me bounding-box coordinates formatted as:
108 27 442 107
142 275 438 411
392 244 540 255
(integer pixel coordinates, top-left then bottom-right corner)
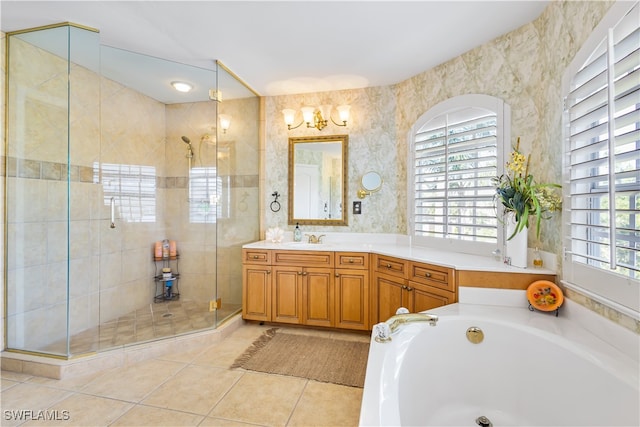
1 1 549 97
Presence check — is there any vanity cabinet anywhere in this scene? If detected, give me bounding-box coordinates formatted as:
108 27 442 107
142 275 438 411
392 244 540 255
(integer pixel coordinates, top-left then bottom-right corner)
373 271 409 324
409 260 456 312
242 249 371 330
271 266 303 324
372 254 457 325
302 267 334 327
334 252 370 331
273 250 334 326
242 250 272 322
244 245 556 331
271 264 335 326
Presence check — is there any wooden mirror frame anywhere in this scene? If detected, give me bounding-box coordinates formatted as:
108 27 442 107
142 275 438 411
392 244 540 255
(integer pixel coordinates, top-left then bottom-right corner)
288 134 348 226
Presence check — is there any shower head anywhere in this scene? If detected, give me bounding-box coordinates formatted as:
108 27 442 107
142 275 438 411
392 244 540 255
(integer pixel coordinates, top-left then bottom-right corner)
181 136 191 144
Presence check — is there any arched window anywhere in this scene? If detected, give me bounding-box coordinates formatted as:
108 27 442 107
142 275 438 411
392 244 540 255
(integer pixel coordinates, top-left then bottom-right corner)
409 94 510 256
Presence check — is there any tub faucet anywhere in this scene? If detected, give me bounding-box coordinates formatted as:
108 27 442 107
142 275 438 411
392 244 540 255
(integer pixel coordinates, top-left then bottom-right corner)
305 234 325 244
374 311 438 343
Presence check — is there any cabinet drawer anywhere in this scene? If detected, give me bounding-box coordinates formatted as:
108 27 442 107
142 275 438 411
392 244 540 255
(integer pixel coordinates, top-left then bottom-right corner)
373 255 408 278
335 252 369 269
410 281 457 311
273 250 334 267
409 261 454 292
243 249 271 264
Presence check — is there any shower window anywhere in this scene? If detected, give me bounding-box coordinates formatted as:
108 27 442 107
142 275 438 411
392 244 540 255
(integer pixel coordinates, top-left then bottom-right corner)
189 166 226 223
98 162 157 222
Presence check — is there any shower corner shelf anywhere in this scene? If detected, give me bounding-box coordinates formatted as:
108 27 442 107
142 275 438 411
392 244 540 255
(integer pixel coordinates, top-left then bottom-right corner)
153 254 181 303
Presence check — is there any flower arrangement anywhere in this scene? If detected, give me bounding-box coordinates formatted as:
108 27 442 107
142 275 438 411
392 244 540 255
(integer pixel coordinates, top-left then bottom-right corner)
493 137 562 240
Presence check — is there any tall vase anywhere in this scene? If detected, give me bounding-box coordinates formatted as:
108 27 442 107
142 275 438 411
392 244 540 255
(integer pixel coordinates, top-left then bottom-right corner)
506 218 528 268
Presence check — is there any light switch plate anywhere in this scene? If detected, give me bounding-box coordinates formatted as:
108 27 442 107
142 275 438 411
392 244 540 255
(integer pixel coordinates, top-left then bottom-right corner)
353 201 362 214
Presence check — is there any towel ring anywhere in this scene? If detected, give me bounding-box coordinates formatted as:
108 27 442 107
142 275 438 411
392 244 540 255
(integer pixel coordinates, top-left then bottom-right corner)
270 191 281 212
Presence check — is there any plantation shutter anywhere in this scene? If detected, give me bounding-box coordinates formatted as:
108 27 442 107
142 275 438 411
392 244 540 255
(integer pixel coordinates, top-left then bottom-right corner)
414 110 498 243
565 2 639 304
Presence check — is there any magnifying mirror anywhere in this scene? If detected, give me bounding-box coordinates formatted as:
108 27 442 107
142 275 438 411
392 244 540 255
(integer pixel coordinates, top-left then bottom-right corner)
357 171 383 199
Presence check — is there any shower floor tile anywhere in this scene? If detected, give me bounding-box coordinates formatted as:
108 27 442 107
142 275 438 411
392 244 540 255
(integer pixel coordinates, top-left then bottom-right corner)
38 300 240 355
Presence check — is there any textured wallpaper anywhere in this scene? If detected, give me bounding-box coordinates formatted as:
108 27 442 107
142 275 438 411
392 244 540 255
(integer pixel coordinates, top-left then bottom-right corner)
263 0 614 255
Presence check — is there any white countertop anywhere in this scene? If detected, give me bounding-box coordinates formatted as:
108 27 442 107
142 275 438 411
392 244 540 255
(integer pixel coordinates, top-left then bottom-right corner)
243 233 556 275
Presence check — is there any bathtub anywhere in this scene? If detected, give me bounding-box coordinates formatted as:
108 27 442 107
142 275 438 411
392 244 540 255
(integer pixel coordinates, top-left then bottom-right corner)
360 303 639 426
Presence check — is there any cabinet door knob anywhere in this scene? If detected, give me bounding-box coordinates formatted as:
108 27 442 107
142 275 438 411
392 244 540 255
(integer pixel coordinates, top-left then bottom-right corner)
298 271 303 275
407 286 413 291
386 263 392 268
266 270 271 274
348 258 354 263
253 255 259 259
402 285 407 290
302 272 307 276
425 272 431 277
335 273 340 277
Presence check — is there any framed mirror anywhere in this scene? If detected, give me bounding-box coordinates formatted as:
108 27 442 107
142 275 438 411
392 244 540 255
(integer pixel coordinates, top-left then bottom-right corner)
288 135 348 226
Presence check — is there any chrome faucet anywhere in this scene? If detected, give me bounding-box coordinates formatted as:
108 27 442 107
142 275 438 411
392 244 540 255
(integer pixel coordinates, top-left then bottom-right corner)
374 312 438 343
305 234 325 244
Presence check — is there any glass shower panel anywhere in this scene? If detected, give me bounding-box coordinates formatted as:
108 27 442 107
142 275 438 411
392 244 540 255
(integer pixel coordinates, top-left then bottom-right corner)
215 64 260 324
6 24 100 356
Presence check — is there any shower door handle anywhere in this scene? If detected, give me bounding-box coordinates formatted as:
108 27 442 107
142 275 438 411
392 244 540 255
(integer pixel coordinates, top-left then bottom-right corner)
110 197 116 229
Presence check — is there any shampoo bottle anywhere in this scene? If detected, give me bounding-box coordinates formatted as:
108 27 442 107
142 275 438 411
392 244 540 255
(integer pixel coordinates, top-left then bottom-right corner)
293 223 302 242
154 241 162 259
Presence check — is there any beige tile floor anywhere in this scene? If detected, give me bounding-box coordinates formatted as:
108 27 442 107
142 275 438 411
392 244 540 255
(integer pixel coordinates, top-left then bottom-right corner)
1 322 366 426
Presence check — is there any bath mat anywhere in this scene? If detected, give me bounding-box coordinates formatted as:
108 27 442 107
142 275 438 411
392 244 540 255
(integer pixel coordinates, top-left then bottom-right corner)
231 328 370 388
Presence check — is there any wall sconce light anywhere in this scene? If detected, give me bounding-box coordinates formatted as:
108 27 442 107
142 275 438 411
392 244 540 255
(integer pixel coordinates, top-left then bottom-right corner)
219 114 232 133
282 104 350 131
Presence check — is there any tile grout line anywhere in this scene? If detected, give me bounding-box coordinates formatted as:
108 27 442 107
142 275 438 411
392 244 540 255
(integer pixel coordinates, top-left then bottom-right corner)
284 378 310 427
201 368 247 422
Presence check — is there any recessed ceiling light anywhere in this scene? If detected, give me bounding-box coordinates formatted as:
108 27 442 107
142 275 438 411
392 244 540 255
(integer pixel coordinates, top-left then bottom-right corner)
171 81 193 92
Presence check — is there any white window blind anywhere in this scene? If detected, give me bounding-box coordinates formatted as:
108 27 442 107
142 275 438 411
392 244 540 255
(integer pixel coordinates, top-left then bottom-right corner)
567 2 639 283
414 109 498 243
188 166 224 224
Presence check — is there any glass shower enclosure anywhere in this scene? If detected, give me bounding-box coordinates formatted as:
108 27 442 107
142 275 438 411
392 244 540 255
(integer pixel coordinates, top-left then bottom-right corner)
4 23 259 358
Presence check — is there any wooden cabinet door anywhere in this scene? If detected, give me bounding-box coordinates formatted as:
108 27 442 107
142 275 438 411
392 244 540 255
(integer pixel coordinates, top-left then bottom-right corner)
272 266 302 324
302 267 334 328
374 272 409 324
242 265 271 321
335 268 369 331
410 282 453 313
